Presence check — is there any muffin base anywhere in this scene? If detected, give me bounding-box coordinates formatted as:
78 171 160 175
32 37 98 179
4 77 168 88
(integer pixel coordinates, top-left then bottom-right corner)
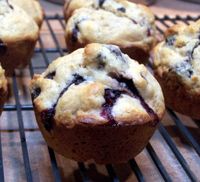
0 38 37 76
155 72 200 119
34 107 158 164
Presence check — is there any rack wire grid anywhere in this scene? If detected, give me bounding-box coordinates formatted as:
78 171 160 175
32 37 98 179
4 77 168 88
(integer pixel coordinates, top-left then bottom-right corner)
1 14 200 182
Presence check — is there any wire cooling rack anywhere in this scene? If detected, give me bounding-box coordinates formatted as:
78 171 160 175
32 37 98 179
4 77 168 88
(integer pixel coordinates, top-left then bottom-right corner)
1 15 200 182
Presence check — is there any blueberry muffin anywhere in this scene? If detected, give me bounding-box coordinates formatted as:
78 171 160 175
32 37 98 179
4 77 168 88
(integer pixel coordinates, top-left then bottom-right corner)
64 0 156 61
31 43 165 163
153 20 200 119
10 0 44 27
0 0 39 75
0 65 7 115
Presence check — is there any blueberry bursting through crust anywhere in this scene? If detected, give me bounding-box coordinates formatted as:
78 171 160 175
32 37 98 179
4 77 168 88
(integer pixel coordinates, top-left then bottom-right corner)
32 48 159 131
166 35 200 79
71 18 87 43
33 72 159 131
101 74 159 126
32 73 85 131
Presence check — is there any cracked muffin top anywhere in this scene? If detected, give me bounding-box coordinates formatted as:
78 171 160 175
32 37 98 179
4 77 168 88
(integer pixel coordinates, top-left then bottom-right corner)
0 0 39 42
64 0 154 25
65 0 156 52
10 0 43 26
153 20 200 94
31 43 164 129
0 65 7 92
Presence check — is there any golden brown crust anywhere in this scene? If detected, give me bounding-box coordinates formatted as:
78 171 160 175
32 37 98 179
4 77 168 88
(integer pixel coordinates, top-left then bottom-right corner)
34 105 158 163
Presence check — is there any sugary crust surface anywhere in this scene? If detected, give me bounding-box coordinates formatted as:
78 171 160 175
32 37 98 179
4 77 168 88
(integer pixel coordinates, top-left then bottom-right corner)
65 0 156 56
153 20 200 118
10 0 44 27
0 65 7 115
0 0 39 74
31 43 165 127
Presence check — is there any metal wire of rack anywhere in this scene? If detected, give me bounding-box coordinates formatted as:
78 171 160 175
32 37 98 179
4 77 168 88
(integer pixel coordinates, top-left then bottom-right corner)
1 14 200 182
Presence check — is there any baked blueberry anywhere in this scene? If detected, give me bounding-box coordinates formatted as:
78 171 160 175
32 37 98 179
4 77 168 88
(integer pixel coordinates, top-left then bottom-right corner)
101 89 122 125
31 87 41 100
0 40 7 56
45 71 56 80
99 0 106 7
117 7 126 13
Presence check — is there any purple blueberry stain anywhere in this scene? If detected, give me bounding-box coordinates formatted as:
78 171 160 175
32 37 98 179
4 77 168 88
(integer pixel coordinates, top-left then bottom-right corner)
96 54 106 69
41 108 55 132
174 40 199 78
147 28 152 37
31 87 41 100
71 18 88 43
0 39 7 56
110 74 159 124
117 7 126 13
132 19 137 24
45 71 56 80
40 74 85 132
106 45 126 62
99 0 106 7
101 89 122 125
6 0 13 9
175 62 193 78
187 41 200 61
73 74 85 85
71 24 79 42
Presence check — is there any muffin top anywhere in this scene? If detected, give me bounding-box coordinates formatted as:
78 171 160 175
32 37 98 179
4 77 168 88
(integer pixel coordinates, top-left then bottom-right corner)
0 0 39 42
64 0 154 25
10 0 43 26
31 43 164 129
66 7 155 51
153 20 200 94
0 65 7 93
